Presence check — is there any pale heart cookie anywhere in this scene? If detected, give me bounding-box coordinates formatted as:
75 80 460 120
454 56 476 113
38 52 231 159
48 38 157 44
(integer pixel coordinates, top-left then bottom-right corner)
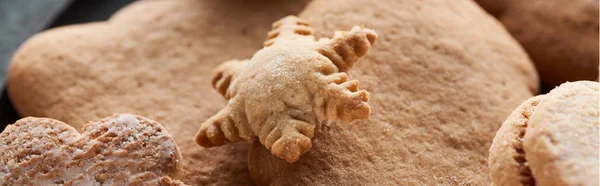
475 0 599 86
195 16 376 163
489 81 599 186
0 114 184 185
247 0 539 185
7 0 310 185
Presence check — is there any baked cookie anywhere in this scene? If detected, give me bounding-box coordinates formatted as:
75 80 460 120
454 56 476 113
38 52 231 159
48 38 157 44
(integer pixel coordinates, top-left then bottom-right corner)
7 0 310 185
195 16 376 163
0 114 184 185
247 0 539 185
489 81 599 186
475 0 599 86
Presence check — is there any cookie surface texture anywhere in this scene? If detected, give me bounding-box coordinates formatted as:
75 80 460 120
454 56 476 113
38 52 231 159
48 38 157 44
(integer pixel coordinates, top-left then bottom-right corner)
0 114 184 185
489 81 599 186
195 16 376 163
247 0 539 185
7 0 310 185
476 0 599 86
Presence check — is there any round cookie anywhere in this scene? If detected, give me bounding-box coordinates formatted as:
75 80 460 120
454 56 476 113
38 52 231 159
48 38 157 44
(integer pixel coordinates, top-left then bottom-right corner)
488 96 543 186
475 0 599 86
248 0 538 185
0 114 184 185
7 0 310 185
489 81 599 186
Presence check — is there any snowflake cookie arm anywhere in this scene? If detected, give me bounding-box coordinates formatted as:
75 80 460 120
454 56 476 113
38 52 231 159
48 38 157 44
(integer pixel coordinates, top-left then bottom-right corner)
316 26 377 123
257 115 314 163
318 73 371 123
317 26 377 72
211 59 248 99
195 96 252 147
264 15 314 47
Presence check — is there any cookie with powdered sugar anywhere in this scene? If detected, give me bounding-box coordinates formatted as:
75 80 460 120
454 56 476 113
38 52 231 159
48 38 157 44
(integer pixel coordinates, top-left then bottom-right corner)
0 114 185 185
6 0 310 184
489 81 599 186
195 16 377 163
247 0 539 185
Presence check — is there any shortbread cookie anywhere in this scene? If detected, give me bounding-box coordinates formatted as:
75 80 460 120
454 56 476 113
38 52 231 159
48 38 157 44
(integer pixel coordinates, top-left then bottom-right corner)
247 0 539 185
195 16 376 163
0 114 185 185
489 81 599 186
488 96 543 186
476 0 599 86
7 0 310 185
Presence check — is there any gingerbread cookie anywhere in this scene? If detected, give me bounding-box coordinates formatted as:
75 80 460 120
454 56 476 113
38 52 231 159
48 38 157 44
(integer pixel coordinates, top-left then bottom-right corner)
247 0 538 185
475 0 599 86
7 0 310 185
489 81 599 186
195 16 376 163
0 114 184 185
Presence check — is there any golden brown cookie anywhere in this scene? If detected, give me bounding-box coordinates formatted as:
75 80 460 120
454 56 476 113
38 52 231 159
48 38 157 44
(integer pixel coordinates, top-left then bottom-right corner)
489 81 599 186
475 0 599 86
0 114 185 185
195 16 376 163
247 0 539 185
7 0 310 185
488 95 543 186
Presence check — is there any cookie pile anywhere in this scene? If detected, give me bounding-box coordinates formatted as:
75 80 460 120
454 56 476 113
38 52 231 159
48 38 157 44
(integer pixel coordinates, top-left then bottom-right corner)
2 0 598 185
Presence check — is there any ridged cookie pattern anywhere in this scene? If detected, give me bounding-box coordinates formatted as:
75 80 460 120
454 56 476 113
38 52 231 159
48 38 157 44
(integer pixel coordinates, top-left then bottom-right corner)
195 16 377 163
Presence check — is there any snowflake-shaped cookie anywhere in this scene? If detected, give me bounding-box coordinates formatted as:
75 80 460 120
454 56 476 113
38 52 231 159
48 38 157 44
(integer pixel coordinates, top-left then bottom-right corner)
195 16 377 162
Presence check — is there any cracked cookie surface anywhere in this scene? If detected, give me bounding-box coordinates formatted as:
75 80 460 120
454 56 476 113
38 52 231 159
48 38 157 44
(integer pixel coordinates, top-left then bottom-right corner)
0 114 184 185
195 16 377 163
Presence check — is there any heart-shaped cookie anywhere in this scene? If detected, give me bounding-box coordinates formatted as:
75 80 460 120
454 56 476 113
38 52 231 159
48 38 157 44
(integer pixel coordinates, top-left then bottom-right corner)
7 0 310 184
0 114 184 185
